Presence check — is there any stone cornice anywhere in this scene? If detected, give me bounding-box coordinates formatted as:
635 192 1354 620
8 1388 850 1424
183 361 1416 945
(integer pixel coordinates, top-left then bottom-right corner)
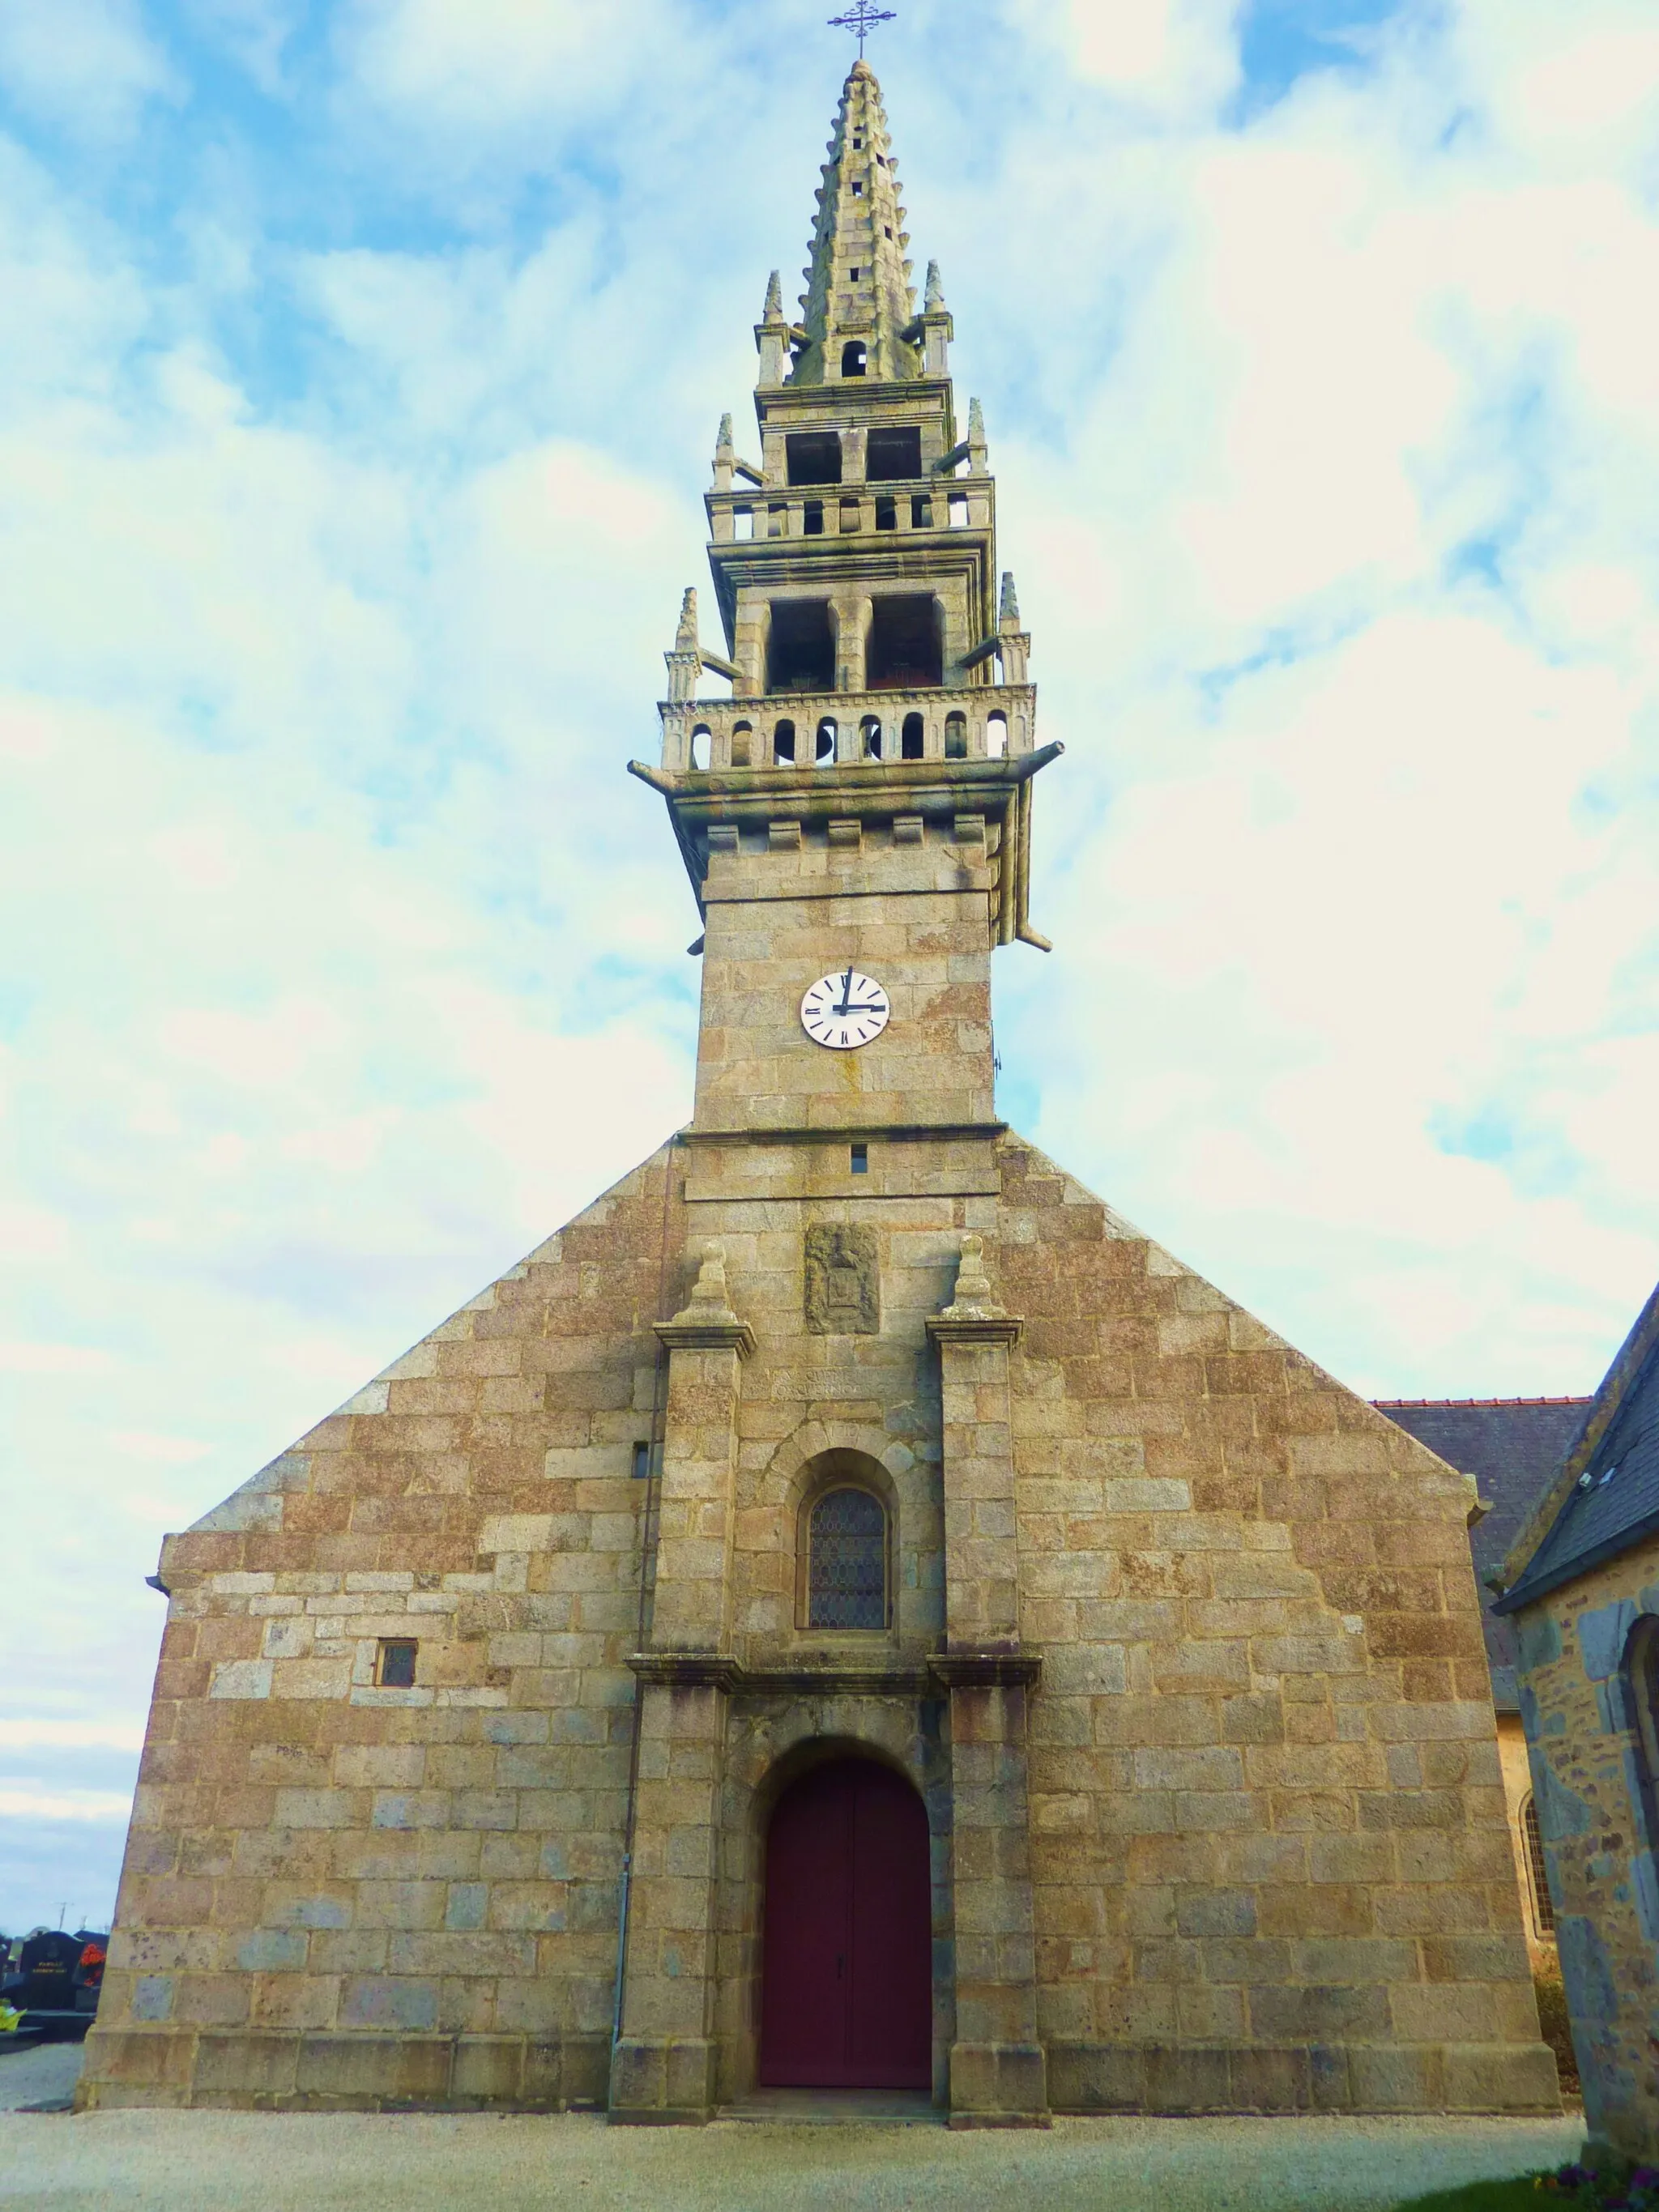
677 1122 1005 1147
629 1652 744 1692
929 1647 1043 1690
653 1316 756 1357
927 1313 1023 1349
628 1648 1043 1696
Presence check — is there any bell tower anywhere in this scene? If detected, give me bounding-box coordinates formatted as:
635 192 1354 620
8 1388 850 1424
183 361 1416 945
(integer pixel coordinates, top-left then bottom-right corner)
631 58 1059 1199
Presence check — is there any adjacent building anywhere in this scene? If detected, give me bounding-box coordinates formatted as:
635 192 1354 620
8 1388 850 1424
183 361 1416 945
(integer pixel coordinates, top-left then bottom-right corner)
79 61 1555 2125
1495 1282 1659 2159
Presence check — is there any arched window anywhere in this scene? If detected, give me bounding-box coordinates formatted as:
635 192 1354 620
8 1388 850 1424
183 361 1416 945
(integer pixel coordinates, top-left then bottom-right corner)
808 1487 887 1629
1627 1616 1659 1838
731 721 753 769
842 340 868 378
902 712 924 761
1521 1793 1555 1937
987 711 1008 760
815 718 838 765
773 718 796 765
945 711 967 760
690 724 711 770
860 715 883 761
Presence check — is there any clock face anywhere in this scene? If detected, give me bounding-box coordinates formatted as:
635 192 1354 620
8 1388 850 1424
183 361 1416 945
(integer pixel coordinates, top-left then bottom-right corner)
801 969 890 1051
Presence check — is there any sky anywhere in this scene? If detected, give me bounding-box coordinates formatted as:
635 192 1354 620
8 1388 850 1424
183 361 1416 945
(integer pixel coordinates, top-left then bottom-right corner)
1 0 1657 1935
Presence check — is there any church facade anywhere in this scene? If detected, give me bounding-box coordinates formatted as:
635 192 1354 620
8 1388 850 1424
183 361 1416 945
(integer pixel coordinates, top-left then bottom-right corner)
79 62 1555 2125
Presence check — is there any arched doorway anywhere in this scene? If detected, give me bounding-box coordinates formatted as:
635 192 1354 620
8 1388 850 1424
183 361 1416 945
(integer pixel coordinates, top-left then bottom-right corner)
758 1755 932 2090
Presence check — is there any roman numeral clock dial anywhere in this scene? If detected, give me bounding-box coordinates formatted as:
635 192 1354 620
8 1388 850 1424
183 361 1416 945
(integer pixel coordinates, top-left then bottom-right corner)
800 968 890 1051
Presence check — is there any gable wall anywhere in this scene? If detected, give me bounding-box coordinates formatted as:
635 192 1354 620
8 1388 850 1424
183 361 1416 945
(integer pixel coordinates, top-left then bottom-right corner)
79 1132 1555 2115
79 1144 684 2111
989 1143 1551 2113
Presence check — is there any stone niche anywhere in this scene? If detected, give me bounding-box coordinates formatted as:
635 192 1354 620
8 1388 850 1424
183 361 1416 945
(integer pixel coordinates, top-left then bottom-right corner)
804 1223 880 1335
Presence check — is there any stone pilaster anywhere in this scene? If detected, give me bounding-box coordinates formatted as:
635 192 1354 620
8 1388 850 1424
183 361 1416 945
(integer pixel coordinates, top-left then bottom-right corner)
609 1244 752 2125
928 1234 1048 2128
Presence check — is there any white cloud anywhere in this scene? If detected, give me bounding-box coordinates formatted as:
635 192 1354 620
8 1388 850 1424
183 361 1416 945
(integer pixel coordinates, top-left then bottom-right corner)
0 1721 145 1752
336 0 685 141
0 1790 135 1823
0 0 175 139
0 1343 117 1375
1035 0 1243 117
108 1430 213 1464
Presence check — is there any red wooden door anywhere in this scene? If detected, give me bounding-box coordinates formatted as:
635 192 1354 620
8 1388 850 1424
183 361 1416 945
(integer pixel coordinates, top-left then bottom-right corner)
759 1757 932 2089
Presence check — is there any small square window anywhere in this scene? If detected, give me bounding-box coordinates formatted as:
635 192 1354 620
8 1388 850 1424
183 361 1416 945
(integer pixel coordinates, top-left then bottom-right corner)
850 267 861 283
377 1639 417 1689
631 1441 651 1481
851 1143 868 1174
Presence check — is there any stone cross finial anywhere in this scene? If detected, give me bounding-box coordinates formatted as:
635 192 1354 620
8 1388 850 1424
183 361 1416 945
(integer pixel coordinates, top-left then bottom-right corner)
940 1234 1006 1321
924 258 945 311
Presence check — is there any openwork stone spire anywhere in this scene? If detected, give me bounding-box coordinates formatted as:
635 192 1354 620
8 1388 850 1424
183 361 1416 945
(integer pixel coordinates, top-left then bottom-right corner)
790 60 918 386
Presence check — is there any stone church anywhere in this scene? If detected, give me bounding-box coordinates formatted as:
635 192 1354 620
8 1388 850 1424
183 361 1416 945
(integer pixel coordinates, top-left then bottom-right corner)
80 62 1557 2125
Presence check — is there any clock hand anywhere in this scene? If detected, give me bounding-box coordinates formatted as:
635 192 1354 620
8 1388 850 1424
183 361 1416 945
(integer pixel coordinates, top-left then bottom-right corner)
834 965 855 1016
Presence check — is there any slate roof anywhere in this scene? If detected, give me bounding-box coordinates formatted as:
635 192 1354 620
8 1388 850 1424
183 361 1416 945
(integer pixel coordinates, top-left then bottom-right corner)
1496 1324 1659 1614
1374 1397 1592 1708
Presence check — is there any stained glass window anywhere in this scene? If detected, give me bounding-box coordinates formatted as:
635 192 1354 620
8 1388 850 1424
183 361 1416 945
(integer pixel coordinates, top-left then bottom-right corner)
808 1487 886 1630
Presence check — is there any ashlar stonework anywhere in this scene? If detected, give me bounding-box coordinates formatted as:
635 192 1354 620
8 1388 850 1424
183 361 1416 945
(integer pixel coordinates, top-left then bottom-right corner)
79 59 1555 2126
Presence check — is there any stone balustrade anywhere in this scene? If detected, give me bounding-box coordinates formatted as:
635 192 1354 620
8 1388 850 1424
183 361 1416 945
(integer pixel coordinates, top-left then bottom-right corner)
659 684 1037 774
706 476 993 543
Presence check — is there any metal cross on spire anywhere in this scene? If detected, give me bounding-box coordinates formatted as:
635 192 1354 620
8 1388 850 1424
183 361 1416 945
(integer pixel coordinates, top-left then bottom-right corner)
828 1 896 57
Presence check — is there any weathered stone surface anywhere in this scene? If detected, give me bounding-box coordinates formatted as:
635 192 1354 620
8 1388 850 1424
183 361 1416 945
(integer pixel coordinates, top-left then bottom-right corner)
804 1224 881 1336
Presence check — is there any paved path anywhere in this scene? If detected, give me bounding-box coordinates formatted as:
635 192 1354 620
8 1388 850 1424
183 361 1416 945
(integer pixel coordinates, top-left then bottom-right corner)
0 2109 1582 2210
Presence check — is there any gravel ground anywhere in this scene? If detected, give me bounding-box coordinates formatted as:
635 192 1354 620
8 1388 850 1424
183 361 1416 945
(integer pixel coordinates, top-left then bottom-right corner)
0 2039 86 2114
0 2109 1583 2211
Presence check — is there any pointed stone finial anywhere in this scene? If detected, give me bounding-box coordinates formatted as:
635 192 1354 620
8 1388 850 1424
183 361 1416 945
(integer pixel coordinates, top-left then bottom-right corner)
940 1234 1006 1321
675 587 699 653
685 1239 732 1315
763 271 783 322
1000 571 1021 628
717 412 734 450
925 259 945 311
657 1237 754 1353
